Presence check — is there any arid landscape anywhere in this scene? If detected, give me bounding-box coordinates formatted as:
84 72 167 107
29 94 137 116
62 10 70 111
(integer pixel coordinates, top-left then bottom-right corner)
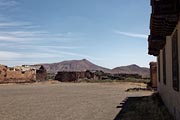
38 59 150 76
0 82 152 120
1 0 178 119
0 59 150 84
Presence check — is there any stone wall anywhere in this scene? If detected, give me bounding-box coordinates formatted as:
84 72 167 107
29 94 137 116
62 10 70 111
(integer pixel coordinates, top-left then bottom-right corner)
55 71 95 82
0 65 7 83
0 65 47 84
36 66 47 81
5 69 36 83
55 71 85 82
149 62 157 88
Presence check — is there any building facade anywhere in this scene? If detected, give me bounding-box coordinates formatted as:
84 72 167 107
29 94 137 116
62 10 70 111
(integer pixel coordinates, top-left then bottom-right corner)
148 0 180 119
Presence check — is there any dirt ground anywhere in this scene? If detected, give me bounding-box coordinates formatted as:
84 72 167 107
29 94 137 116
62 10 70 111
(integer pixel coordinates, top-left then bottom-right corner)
0 82 153 120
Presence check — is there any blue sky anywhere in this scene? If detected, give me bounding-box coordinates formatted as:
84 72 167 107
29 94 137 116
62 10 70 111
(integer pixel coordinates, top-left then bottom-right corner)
0 0 155 68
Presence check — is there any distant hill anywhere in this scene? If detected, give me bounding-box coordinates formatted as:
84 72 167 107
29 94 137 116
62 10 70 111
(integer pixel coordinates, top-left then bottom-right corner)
36 59 112 73
36 59 150 76
112 64 150 77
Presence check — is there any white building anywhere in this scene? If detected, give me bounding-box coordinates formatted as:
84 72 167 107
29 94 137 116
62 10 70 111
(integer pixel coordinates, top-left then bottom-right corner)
148 0 180 119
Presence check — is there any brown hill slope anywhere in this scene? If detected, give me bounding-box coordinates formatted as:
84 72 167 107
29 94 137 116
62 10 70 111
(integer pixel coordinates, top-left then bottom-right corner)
36 60 150 76
37 59 112 73
112 64 149 76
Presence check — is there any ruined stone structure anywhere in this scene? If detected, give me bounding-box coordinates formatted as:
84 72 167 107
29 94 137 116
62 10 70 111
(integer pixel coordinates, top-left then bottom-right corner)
148 0 180 119
0 65 7 83
85 70 95 79
55 71 84 82
33 65 47 81
0 65 47 84
54 70 144 82
5 68 36 83
149 62 157 88
55 71 95 82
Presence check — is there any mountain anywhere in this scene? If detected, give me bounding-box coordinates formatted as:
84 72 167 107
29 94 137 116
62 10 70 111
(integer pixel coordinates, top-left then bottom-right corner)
36 60 150 77
37 59 112 73
112 64 150 76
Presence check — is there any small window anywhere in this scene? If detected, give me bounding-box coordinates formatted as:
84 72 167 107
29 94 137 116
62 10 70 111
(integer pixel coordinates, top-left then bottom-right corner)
21 71 25 74
163 48 166 85
172 30 179 91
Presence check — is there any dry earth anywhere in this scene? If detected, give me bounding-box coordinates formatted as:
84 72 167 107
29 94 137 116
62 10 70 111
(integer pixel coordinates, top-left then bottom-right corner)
0 82 153 120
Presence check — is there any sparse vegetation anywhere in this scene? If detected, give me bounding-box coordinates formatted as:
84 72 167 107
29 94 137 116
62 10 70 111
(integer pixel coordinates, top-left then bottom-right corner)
124 77 150 83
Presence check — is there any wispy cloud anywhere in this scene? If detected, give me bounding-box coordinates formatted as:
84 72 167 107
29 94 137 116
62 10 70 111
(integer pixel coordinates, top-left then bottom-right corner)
35 45 82 50
0 36 26 42
0 50 64 60
114 30 148 39
2 44 82 50
0 21 41 42
0 48 102 66
0 22 31 27
0 51 64 66
0 51 59 61
24 53 64 59
0 29 77 43
0 30 49 37
0 8 86 65
0 36 49 43
0 51 22 61
0 0 18 7
41 48 102 61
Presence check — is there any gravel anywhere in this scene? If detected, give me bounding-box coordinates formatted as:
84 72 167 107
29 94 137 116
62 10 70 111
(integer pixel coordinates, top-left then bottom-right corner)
0 82 152 120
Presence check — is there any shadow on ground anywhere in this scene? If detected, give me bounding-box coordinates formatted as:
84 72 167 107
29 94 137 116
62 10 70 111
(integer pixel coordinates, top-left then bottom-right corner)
114 93 174 120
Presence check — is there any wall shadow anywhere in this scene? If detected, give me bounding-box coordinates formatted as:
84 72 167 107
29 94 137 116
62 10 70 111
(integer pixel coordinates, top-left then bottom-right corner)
114 96 148 120
113 93 174 120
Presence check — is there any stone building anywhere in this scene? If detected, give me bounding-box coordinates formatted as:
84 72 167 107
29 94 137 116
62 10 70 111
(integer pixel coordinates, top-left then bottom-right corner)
55 70 95 82
0 65 7 83
33 65 47 81
148 0 180 119
55 71 85 82
0 65 47 83
6 67 36 83
149 62 157 88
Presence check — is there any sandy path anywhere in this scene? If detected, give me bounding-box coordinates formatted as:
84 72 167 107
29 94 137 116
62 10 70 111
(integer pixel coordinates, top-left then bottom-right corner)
0 82 152 120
